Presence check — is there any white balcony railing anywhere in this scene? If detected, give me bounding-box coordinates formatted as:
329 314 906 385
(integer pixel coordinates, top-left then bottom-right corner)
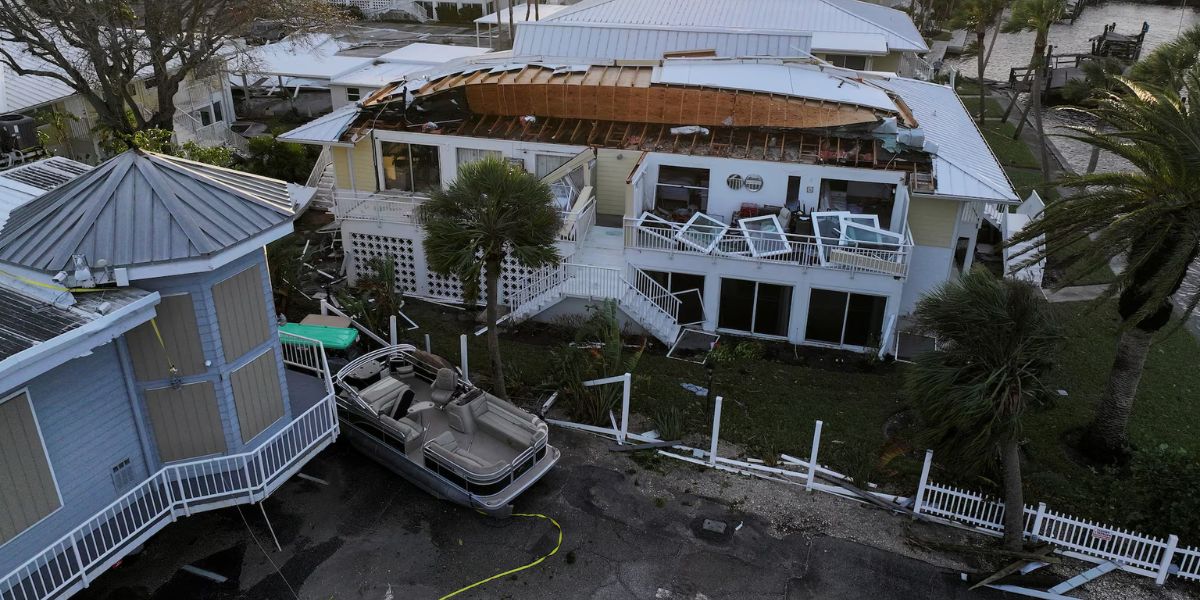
623 217 912 278
1 335 337 600
332 188 594 242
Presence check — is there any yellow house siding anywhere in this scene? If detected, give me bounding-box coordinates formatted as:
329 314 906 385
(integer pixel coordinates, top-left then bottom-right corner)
594 148 635 217
332 140 379 192
872 53 902 72
907 196 958 248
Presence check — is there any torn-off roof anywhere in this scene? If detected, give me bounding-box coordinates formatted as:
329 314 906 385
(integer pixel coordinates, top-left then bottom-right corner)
0 150 296 273
512 0 927 60
278 104 362 145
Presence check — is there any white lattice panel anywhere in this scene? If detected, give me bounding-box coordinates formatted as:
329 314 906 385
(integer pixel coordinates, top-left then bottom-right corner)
347 232 418 294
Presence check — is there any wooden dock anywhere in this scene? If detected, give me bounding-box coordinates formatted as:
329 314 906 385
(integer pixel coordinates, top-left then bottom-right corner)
1006 21 1149 100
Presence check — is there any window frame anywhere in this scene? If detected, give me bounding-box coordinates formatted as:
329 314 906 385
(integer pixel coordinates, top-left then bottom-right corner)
346 87 362 102
379 141 442 193
0 388 64 548
717 278 794 338
803 288 888 347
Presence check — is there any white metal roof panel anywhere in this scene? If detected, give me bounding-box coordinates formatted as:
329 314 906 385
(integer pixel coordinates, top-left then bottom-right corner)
331 62 429 87
233 34 373 80
277 104 360 145
474 3 571 24
873 77 1018 202
655 61 897 112
810 32 888 55
515 25 812 60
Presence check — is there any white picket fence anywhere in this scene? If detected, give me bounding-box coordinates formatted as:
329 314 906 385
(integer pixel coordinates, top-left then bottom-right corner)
912 450 1200 585
548 379 1200 588
1 335 338 600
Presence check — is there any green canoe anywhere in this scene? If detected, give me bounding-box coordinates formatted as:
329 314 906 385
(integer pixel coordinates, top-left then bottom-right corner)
279 322 360 350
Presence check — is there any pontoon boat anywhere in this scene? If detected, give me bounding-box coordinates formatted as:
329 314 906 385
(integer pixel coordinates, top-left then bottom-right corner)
333 344 560 516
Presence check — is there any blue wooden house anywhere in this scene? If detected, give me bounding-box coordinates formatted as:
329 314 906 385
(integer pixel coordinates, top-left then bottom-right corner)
0 151 336 600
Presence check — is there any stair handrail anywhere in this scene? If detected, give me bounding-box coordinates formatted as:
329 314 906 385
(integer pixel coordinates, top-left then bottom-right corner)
628 266 681 323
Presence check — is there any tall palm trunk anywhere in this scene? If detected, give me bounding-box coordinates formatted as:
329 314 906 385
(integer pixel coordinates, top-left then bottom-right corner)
485 255 508 399
1001 437 1026 551
1012 39 1046 139
1082 325 1153 459
1082 238 1194 462
1031 63 1052 182
506 0 515 45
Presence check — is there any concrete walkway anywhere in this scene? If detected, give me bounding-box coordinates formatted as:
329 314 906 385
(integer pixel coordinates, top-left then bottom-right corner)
1046 284 1109 303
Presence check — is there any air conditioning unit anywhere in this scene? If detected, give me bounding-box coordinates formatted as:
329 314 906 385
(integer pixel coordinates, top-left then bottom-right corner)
0 113 39 152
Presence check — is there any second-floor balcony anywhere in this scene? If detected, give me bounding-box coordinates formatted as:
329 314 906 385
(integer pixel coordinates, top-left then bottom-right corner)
331 188 597 243
623 210 912 278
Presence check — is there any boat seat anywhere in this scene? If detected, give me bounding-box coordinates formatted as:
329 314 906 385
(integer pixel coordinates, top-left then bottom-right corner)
360 376 408 415
379 415 424 454
477 406 538 450
430 368 457 407
446 390 486 434
425 432 506 478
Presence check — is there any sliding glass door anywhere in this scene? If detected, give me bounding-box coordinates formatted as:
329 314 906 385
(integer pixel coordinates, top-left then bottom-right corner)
717 278 793 337
805 289 887 347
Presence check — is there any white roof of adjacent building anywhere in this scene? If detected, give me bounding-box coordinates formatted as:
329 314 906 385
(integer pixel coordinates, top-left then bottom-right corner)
331 43 491 88
874 76 1018 202
810 32 889 55
0 42 80 113
233 33 373 81
512 0 927 60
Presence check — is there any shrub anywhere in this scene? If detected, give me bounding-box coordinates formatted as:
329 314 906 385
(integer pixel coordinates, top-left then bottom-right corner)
709 340 765 364
651 405 686 441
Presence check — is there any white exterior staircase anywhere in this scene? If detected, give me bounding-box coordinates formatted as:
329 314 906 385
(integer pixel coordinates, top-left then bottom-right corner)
508 263 682 346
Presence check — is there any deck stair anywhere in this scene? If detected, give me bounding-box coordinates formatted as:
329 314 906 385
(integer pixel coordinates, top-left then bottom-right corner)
508 262 682 346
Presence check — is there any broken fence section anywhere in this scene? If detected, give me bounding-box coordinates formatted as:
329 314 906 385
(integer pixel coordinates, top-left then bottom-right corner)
546 374 1199 587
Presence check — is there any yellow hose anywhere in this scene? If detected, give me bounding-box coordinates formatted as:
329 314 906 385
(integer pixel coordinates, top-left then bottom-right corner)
437 512 563 600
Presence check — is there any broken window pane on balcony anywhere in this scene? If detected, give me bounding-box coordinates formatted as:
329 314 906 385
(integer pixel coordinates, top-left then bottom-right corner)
675 212 727 253
737 215 789 258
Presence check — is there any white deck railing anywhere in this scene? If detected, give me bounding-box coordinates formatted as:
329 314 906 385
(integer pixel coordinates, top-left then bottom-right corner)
1 337 338 600
623 218 912 278
332 188 593 242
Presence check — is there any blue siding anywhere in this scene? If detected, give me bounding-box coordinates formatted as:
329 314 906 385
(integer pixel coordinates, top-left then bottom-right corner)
0 344 149 576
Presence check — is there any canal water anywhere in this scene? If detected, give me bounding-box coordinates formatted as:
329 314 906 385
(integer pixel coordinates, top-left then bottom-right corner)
952 2 1200 331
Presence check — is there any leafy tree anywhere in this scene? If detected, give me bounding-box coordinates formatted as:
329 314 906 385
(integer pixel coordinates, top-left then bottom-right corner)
97 127 234 167
0 0 347 141
952 0 1009 124
419 157 562 399
239 135 320 183
907 269 1061 550
1002 0 1067 182
337 257 402 337
1008 71 1200 462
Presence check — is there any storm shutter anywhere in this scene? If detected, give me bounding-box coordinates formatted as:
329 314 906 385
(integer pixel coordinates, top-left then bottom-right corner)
212 265 272 363
0 392 61 544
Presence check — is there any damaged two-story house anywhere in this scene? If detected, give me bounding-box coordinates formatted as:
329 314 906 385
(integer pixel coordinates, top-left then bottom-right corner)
279 54 1017 355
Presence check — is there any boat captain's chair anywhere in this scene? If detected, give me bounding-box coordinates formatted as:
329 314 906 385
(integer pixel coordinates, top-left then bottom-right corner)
430 368 457 407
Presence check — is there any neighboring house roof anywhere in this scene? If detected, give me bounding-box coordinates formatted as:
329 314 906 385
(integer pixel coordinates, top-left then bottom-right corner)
0 150 297 273
874 76 1019 202
511 0 928 60
474 3 572 25
277 104 361 145
330 44 493 88
0 157 92 230
0 41 79 113
0 283 152 360
234 33 373 81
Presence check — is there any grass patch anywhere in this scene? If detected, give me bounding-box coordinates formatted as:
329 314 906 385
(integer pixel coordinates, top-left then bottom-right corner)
1046 234 1117 286
978 121 1040 169
388 298 1199 529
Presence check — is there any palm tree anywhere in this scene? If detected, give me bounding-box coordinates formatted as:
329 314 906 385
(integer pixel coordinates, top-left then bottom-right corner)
420 157 562 400
907 269 1061 550
1008 70 1200 462
1002 0 1067 182
953 0 1009 124
1128 23 1200 90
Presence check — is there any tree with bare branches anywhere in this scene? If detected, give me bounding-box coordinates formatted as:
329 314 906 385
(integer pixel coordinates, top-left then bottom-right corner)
0 0 347 142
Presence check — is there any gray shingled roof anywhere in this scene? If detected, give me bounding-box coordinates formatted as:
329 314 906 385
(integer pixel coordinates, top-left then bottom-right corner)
0 150 295 272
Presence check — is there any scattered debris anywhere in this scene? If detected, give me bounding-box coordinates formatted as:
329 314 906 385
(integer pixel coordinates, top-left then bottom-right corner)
180 564 228 583
680 383 708 396
297 473 329 486
608 439 683 452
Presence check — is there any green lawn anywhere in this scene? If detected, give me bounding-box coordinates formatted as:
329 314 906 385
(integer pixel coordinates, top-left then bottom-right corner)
381 298 1200 526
